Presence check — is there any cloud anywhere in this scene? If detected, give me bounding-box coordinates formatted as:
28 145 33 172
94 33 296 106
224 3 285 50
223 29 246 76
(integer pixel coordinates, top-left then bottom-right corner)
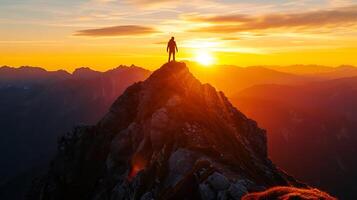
220 37 241 41
114 0 177 9
187 6 357 33
113 0 215 9
74 25 157 37
153 41 167 45
126 0 174 4
187 14 252 23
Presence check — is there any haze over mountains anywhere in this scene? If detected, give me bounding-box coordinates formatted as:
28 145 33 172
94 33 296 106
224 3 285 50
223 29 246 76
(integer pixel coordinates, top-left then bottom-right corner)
0 65 150 199
190 63 357 95
231 76 357 199
0 63 356 199
265 65 357 79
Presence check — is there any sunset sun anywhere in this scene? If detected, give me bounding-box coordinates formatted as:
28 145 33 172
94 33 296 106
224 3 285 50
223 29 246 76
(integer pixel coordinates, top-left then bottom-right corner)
195 51 214 66
1 0 356 199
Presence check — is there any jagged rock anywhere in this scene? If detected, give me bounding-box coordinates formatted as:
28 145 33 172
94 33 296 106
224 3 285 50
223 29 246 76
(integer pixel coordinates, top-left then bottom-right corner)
140 192 154 200
165 148 197 187
228 181 248 200
166 95 181 107
110 181 130 200
207 172 230 191
242 186 337 200
217 190 229 200
151 108 169 130
199 183 216 200
28 62 313 200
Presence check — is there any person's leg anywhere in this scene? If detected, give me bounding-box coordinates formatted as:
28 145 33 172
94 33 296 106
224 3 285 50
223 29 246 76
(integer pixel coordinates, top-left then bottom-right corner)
173 52 175 61
168 52 171 62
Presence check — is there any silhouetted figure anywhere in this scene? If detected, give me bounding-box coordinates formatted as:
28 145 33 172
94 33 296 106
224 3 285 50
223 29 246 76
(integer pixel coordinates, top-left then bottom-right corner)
167 37 178 62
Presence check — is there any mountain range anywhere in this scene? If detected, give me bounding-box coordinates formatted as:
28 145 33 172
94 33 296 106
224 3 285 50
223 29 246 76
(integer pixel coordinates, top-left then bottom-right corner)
27 62 334 200
0 65 150 199
231 76 357 199
1 63 356 199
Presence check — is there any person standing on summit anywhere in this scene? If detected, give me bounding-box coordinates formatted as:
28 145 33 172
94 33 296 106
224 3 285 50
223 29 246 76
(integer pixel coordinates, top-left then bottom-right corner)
167 37 178 62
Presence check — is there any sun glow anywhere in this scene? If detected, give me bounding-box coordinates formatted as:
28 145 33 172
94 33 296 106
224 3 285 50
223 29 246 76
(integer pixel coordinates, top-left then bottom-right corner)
195 51 215 66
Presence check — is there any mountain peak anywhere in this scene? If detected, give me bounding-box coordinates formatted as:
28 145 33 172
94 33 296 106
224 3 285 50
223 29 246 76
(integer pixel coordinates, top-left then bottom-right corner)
30 62 305 200
147 61 189 79
139 62 198 93
72 67 100 79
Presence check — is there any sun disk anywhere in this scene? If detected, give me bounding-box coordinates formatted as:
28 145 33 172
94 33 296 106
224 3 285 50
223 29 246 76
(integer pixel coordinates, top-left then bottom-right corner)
195 51 214 66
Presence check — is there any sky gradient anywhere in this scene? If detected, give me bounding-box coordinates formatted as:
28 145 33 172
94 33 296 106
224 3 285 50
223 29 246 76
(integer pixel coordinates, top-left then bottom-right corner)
1 0 357 71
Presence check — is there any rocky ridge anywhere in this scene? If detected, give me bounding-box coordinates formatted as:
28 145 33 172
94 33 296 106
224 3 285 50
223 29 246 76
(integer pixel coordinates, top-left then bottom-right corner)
29 62 305 200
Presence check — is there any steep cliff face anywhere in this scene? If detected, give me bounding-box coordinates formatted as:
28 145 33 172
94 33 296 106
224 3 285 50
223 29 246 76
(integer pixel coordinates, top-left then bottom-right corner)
29 62 303 200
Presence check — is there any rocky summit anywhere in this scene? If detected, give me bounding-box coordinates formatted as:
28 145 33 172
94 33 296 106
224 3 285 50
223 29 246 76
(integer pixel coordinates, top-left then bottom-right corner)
29 62 305 200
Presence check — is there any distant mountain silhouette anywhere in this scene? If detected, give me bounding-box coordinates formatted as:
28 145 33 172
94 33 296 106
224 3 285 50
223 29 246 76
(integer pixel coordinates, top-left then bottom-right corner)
72 67 101 79
231 76 357 199
265 64 357 79
188 63 357 97
187 62 315 96
0 65 150 200
0 66 70 85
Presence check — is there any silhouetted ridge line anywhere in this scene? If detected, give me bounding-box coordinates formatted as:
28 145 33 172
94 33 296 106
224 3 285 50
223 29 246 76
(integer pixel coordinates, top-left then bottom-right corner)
27 62 335 200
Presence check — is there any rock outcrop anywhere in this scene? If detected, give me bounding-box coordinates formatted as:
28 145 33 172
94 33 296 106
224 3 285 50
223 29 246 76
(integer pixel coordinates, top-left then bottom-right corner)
29 62 307 200
242 186 337 200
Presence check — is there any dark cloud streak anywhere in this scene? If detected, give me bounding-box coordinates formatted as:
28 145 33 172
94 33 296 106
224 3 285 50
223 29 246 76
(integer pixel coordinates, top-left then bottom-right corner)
75 25 157 37
188 6 357 33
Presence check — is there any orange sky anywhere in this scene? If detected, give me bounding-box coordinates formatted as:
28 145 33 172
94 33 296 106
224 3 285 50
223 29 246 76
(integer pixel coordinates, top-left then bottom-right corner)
1 0 357 72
